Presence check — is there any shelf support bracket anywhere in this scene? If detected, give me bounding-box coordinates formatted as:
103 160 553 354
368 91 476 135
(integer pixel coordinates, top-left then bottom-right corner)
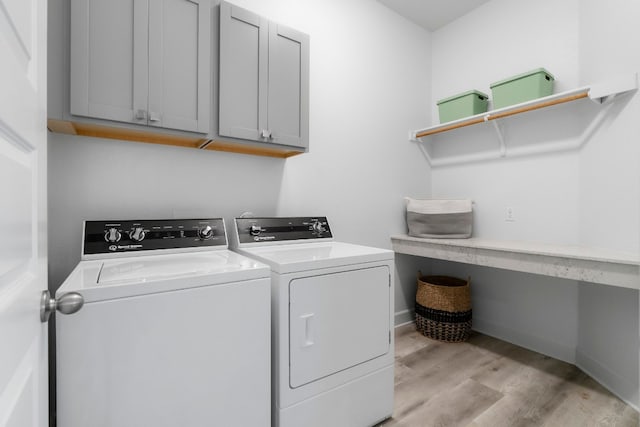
588 72 638 104
416 139 433 165
491 120 507 157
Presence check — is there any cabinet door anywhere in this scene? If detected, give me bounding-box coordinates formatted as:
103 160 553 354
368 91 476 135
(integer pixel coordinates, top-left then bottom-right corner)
148 0 211 133
70 0 149 125
218 1 268 142
268 23 309 149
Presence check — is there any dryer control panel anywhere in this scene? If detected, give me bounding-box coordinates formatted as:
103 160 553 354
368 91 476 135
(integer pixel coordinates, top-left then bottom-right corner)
83 218 227 257
235 217 332 244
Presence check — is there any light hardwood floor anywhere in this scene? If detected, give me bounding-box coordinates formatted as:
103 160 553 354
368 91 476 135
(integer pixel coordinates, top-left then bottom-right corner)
378 323 639 427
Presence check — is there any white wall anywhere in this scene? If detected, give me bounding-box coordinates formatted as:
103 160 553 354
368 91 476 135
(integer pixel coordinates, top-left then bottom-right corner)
577 0 640 408
47 0 433 321
228 0 433 249
47 134 285 288
430 0 582 244
578 0 640 252
431 0 580 116
577 283 639 408
426 0 583 363
426 0 639 407
246 0 434 322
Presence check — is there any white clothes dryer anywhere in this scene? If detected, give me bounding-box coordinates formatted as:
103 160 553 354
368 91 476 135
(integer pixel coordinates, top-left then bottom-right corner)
232 216 395 427
55 218 271 427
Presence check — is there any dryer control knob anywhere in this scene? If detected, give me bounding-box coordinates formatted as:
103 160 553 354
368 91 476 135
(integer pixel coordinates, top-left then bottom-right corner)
104 228 122 243
311 221 325 234
129 227 146 242
198 225 214 240
249 225 262 236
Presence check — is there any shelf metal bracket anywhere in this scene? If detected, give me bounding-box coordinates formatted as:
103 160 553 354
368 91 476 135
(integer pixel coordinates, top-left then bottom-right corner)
417 138 433 165
409 131 433 165
588 72 638 104
491 119 507 157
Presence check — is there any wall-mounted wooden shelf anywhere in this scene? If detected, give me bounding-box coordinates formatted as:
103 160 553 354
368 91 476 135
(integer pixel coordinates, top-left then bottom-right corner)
47 119 304 159
409 73 638 166
413 88 589 139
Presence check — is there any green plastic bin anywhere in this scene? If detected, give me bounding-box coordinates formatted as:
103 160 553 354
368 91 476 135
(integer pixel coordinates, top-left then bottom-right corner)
490 68 555 109
436 90 489 123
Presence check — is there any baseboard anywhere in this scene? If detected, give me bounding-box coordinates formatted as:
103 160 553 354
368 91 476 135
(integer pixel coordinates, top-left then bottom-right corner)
576 348 640 412
472 317 576 364
394 309 414 327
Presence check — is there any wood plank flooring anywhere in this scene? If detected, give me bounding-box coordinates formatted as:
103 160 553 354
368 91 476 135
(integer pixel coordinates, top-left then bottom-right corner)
377 323 639 427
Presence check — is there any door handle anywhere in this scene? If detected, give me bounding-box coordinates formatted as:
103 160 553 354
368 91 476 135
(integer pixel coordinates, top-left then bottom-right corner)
40 290 84 323
300 313 314 347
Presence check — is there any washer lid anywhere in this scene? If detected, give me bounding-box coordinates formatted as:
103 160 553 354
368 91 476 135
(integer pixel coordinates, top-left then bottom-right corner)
99 253 236 284
56 250 270 303
236 241 393 274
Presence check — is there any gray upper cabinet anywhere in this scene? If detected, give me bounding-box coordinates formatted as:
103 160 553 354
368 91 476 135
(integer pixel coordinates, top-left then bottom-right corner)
218 3 268 142
219 1 309 149
70 0 211 134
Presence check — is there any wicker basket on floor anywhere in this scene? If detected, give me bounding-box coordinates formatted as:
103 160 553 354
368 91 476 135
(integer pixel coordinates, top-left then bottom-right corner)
415 273 472 342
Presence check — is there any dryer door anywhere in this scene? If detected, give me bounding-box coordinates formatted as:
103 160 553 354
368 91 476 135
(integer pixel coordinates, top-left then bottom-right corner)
289 265 390 388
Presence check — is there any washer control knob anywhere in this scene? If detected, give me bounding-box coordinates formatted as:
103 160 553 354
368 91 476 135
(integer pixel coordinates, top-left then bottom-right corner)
129 227 146 242
311 221 325 234
198 225 214 240
104 228 122 243
249 225 262 236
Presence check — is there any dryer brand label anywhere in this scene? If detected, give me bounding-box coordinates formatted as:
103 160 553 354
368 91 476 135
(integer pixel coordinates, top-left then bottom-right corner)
108 244 143 251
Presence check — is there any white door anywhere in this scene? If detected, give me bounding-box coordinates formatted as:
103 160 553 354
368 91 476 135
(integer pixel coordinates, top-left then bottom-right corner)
0 0 49 426
289 266 391 388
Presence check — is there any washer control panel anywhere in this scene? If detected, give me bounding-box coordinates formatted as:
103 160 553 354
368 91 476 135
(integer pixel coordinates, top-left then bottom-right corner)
235 217 332 244
83 218 227 256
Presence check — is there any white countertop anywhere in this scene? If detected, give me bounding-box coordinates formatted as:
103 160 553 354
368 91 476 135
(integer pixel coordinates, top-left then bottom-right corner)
391 235 639 289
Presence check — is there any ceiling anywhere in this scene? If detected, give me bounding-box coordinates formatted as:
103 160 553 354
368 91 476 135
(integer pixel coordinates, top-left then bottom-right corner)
377 0 490 31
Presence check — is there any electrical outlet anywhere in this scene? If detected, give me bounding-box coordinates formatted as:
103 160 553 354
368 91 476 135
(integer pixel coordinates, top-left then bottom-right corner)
505 207 515 222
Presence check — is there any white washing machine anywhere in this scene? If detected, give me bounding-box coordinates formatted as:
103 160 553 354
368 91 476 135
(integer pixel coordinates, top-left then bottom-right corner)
54 218 271 427
232 216 395 427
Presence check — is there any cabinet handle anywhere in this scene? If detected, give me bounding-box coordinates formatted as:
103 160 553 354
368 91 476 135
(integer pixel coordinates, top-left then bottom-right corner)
149 112 161 122
261 129 272 139
135 109 147 120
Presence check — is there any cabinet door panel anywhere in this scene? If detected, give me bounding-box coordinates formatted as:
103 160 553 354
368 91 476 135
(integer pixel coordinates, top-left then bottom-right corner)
148 0 211 133
70 0 148 125
219 1 267 141
268 24 309 149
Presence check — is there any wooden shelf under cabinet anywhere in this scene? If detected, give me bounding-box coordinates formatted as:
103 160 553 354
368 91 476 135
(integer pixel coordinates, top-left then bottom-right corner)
47 119 304 158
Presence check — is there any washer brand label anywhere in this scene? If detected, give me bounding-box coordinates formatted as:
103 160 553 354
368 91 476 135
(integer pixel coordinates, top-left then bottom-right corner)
108 244 143 251
254 236 275 241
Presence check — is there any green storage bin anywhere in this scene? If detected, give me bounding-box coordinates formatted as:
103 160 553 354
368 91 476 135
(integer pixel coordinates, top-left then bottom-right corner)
436 90 489 123
490 68 555 109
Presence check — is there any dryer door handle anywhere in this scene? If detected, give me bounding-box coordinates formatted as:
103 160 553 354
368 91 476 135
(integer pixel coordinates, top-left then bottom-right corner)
300 313 314 347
